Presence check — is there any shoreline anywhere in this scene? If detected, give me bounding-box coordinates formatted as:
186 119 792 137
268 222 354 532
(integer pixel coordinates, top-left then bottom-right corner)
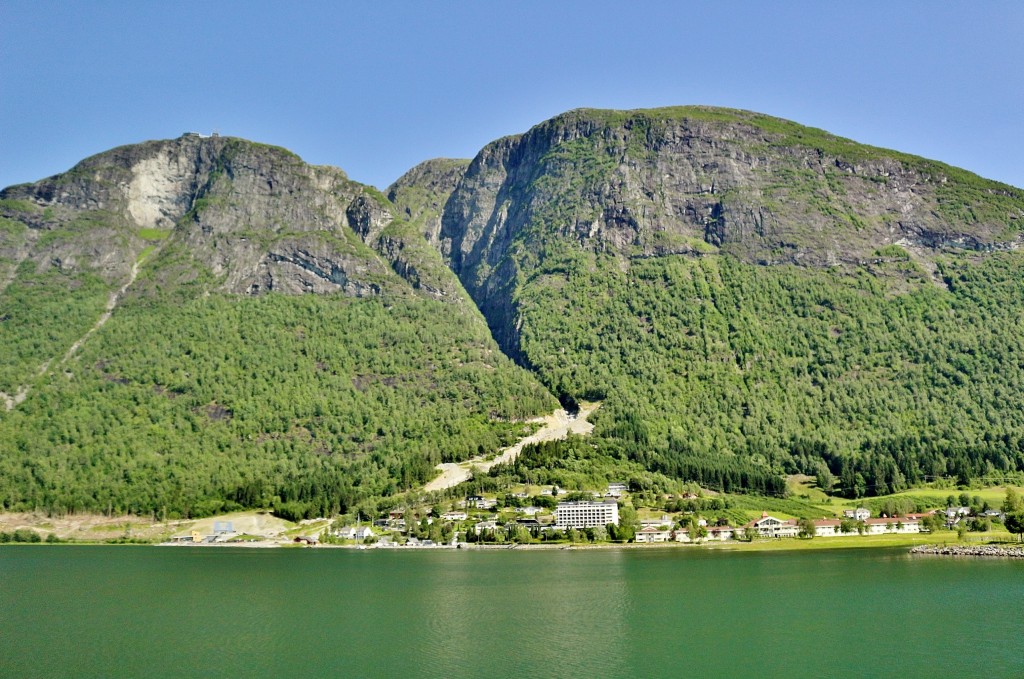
7 532 1008 555
4 507 1018 556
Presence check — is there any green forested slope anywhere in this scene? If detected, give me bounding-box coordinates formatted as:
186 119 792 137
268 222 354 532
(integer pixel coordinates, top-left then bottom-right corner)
0 262 112 393
512 248 1024 495
0 291 554 518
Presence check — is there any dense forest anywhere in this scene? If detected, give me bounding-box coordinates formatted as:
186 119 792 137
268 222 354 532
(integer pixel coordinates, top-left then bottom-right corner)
0 277 555 518
512 247 1024 497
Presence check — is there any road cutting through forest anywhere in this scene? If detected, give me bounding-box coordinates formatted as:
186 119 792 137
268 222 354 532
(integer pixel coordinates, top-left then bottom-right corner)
423 402 600 492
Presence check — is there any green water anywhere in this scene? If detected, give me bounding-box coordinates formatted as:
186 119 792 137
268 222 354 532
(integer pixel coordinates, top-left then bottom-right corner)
1 546 1022 678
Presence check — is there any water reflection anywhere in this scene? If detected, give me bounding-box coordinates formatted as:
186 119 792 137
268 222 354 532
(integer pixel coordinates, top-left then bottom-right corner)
375 549 632 678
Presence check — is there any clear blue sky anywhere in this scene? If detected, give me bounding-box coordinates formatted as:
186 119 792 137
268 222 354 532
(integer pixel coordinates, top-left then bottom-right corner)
2 1 1022 191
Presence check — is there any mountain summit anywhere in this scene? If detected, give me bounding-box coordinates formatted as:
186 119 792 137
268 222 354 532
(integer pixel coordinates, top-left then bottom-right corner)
1 133 464 301
422 107 1023 358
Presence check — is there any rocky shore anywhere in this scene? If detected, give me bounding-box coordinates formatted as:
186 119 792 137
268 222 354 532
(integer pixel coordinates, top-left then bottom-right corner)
911 544 1024 558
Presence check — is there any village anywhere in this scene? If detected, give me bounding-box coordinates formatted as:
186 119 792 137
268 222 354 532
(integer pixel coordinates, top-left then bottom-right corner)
159 482 1015 549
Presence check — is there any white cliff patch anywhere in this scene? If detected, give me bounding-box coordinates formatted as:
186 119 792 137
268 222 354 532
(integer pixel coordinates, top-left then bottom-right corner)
127 151 188 230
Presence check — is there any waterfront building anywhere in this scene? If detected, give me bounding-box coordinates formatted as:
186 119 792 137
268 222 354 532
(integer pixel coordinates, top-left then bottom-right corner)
336 526 375 540
555 500 620 528
744 513 800 538
636 527 671 543
814 519 844 537
706 526 735 541
673 524 733 542
863 517 921 534
812 516 922 537
474 520 499 535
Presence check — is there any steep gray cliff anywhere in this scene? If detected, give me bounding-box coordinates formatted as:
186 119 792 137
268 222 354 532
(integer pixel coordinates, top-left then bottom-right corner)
387 158 470 246
430 107 1024 358
0 134 464 300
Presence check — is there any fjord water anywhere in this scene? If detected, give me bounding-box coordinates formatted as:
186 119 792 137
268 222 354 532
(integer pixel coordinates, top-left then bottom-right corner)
2 547 1022 678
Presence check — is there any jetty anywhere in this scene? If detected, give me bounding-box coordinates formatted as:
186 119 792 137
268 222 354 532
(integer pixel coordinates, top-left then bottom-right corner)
910 544 1024 558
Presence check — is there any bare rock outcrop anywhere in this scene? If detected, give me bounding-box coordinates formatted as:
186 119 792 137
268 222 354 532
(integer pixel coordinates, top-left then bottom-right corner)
0 134 462 301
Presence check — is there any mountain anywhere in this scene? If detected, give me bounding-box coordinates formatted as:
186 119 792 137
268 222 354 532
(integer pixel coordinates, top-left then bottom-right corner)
0 134 556 518
433 107 1023 357
2 107 1024 517
410 107 1024 496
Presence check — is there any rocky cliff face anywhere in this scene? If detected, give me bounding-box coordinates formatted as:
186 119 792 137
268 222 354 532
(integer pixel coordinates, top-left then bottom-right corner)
5 107 1024 353
430 107 1024 357
387 158 470 246
442 108 1024 269
0 134 462 300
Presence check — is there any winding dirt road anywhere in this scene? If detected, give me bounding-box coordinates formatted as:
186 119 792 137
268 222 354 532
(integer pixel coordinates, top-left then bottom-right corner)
423 402 600 492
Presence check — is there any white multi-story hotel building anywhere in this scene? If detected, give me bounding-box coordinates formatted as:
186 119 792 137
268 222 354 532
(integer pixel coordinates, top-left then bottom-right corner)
555 500 620 528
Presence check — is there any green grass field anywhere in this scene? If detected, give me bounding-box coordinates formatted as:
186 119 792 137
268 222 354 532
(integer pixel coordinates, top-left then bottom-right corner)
784 478 1022 514
137 228 171 241
873 486 1017 506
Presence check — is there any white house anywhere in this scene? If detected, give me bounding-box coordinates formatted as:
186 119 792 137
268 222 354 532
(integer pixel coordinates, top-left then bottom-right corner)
944 507 971 526
843 507 871 521
706 525 735 541
635 527 671 543
672 524 731 542
745 513 800 538
863 517 921 534
639 515 674 529
336 526 375 540
441 511 468 521
813 519 844 537
474 520 499 535
807 516 923 537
